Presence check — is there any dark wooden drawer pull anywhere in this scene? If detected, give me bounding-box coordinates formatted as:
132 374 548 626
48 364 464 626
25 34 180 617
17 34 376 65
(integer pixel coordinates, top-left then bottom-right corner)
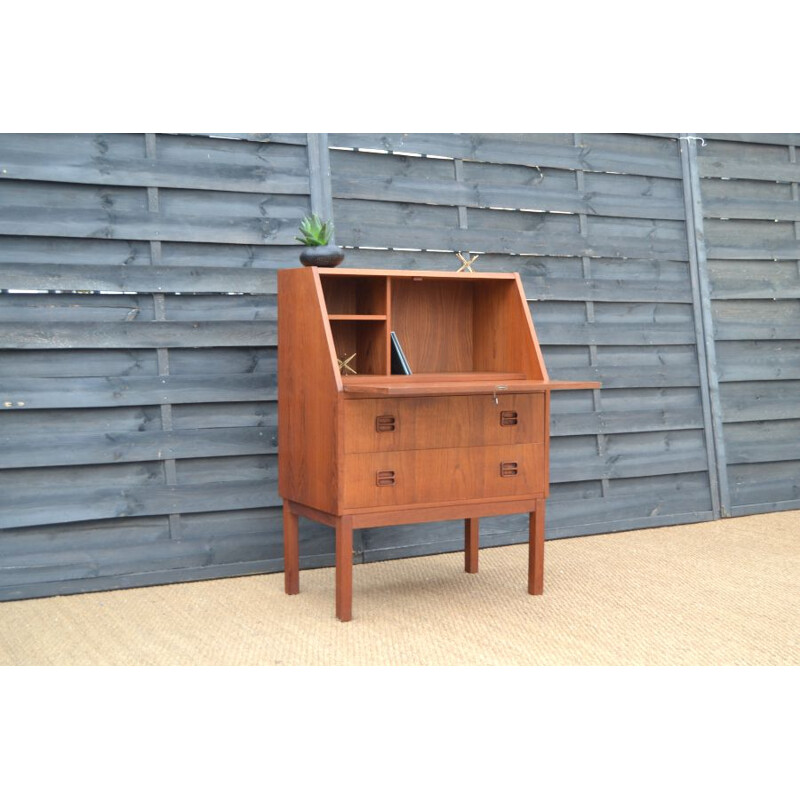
376 470 396 486
500 461 519 477
500 410 518 426
375 415 396 432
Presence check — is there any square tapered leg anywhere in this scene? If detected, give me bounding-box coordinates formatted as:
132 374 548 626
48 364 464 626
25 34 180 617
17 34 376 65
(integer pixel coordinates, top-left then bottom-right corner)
336 515 354 621
528 499 545 595
283 502 300 595
465 518 479 573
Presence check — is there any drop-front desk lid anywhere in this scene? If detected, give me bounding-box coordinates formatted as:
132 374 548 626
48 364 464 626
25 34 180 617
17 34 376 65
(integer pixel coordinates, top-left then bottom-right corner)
341 373 600 398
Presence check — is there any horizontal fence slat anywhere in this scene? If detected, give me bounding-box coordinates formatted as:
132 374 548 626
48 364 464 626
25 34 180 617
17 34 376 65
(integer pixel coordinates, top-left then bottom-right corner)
703 243 800 260
0 263 282 293
334 220 689 260
697 133 800 147
0 507 284 553
0 134 310 194
729 499 800 516
715 340 800 382
550 450 709 483
720 382 800 422
0 143 309 195
329 133 683 179
0 348 275 379
537 322 697 346
546 511 717 540
703 218 800 260
548 485 713 528
708 265 800 300
698 155 800 182
331 174 686 221
184 133 308 145
713 321 800 341
339 249 693 290
702 196 800 222
0 517 171 559
0 236 303 272
0 527 285 583
550 408 704 436
0 402 275 436
0 179 311 245
0 321 277 348
726 440 800 466
545 364 700 388
0 208 306 246
0 540 216 586
0 427 277 469
0 479 280 530
728 461 800 507
0 292 274 324
718 365 800 383
525 277 692 303
0 558 292 602
0 374 276 408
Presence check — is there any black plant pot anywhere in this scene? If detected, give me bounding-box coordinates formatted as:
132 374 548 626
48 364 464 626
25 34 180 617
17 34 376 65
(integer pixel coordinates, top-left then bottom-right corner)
299 245 345 267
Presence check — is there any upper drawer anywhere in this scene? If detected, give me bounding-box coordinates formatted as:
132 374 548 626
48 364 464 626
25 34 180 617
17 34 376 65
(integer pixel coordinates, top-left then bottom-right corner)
343 393 545 453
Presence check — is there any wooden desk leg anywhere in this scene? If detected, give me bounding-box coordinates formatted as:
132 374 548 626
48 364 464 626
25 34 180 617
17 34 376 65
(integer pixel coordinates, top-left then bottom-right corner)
465 518 479 573
528 499 545 595
336 515 354 622
283 501 300 595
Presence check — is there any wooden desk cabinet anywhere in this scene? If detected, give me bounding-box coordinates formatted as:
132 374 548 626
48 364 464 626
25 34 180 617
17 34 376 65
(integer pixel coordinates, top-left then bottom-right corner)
278 267 598 621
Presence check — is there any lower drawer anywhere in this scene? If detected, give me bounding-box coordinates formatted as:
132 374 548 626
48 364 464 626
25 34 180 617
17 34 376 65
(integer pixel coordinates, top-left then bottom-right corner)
342 444 545 509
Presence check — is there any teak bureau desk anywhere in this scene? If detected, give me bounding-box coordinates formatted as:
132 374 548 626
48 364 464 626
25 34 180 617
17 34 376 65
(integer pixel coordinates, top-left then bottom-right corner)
278 267 599 621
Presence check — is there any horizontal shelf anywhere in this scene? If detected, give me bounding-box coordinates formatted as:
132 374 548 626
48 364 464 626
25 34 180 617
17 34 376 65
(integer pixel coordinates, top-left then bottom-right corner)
328 314 387 321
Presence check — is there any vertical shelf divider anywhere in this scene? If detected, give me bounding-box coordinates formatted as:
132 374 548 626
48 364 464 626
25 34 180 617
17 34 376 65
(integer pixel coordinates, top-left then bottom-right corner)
385 276 393 375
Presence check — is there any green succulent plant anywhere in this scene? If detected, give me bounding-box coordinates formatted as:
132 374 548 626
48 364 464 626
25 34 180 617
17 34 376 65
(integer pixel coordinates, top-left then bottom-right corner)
296 214 334 247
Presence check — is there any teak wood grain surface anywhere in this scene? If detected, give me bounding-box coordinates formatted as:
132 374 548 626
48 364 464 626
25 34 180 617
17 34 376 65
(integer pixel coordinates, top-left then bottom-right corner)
278 267 599 621
342 394 545 453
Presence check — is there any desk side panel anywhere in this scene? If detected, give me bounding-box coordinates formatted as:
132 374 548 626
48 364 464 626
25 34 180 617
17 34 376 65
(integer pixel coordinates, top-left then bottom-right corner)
278 268 340 513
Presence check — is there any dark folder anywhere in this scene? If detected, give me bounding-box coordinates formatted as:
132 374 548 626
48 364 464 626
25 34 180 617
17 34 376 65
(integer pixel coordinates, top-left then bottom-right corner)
390 331 412 375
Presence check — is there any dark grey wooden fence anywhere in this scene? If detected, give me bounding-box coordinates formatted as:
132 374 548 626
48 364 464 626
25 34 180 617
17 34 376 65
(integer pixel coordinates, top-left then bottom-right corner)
327 133 717 564
0 134 312 600
691 134 800 516
1 132 797 601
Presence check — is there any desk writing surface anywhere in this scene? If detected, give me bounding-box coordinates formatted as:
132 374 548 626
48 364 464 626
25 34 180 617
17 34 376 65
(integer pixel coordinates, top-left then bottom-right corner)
341 375 600 397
